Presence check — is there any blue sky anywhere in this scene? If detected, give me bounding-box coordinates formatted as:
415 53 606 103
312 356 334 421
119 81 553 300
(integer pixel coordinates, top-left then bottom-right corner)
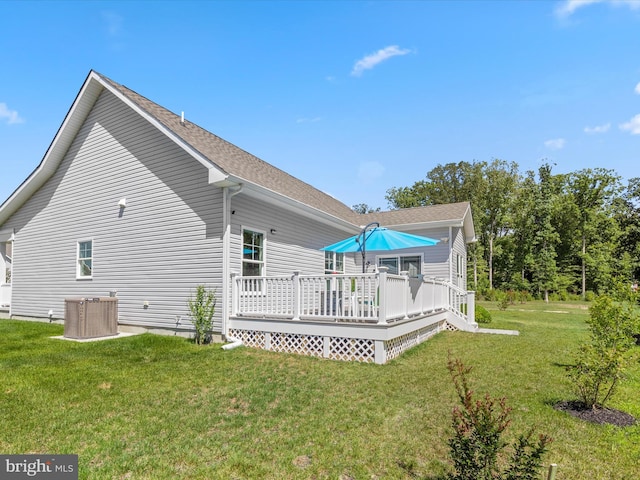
1 0 640 210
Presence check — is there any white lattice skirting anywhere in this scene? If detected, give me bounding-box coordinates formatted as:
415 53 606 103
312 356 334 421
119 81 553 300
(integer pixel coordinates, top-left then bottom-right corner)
229 321 446 364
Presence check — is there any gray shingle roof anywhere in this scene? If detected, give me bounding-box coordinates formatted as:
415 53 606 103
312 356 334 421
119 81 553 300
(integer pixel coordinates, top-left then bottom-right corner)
99 72 473 232
98 73 359 223
360 202 471 227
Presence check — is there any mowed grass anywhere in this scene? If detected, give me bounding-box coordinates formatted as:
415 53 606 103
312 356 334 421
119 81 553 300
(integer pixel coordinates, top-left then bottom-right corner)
1 302 638 479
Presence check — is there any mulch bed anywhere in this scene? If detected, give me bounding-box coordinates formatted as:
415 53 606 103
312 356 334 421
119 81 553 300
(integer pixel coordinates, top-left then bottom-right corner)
554 401 637 427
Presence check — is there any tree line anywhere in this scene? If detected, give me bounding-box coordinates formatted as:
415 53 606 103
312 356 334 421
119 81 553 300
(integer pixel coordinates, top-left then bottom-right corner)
374 160 640 301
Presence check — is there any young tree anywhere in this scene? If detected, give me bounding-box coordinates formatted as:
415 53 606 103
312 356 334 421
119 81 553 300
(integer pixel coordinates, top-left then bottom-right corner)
188 285 217 345
567 291 639 408
447 356 552 480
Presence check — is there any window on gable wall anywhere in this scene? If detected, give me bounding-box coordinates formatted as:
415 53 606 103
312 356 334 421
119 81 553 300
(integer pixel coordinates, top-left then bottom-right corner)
242 229 264 276
77 240 93 278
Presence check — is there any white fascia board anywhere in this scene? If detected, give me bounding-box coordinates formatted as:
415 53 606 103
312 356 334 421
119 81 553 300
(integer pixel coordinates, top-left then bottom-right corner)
98 75 229 186
391 207 476 243
233 180 357 234
0 229 14 242
462 204 477 243
0 72 104 226
389 219 465 232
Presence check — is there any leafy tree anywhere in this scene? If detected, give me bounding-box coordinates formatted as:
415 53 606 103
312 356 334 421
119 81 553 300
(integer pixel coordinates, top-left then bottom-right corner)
530 164 560 302
352 203 381 214
508 171 538 291
385 161 480 209
613 178 640 281
474 159 519 290
385 160 638 298
566 169 621 298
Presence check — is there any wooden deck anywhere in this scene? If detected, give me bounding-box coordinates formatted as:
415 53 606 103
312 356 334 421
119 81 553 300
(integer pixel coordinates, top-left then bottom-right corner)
229 272 477 364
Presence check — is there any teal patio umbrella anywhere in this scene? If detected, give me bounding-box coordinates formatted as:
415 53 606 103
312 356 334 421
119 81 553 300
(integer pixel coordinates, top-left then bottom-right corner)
322 222 439 272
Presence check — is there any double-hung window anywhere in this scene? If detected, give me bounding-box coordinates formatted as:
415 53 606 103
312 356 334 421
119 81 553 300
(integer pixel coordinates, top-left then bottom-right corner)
242 229 264 277
77 240 93 279
324 251 344 274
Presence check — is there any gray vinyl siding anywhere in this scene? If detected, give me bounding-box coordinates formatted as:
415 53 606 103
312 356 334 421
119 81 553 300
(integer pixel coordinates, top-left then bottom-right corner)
228 195 340 276
415 227 451 280
5 89 224 331
452 226 467 289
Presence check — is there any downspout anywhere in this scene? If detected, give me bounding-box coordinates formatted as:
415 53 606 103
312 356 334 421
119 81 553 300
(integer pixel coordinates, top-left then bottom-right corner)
448 225 453 283
222 184 243 350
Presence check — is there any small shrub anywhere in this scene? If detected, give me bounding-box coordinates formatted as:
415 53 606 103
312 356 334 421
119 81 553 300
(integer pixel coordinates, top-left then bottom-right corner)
498 296 510 311
188 285 217 345
566 294 639 409
446 356 552 480
475 305 492 324
517 290 530 304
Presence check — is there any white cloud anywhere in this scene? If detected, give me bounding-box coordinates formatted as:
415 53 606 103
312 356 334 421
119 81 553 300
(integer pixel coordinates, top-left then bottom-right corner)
351 45 411 77
555 0 640 18
544 138 566 150
555 0 603 18
635 82 640 94
357 161 385 184
584 123 610 134
0 103 24 125
620 114 640 134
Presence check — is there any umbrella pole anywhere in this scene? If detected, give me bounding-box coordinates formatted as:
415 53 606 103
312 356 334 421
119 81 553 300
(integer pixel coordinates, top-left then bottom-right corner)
359 222 379 273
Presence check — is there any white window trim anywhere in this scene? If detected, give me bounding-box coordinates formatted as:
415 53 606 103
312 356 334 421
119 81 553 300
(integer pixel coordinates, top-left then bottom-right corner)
376 253 424 277
76 238 94 280
324 251 345 274
241 226 266 277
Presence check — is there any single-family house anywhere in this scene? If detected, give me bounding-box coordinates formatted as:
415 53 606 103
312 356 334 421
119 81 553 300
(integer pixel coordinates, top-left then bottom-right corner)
0 70 477 363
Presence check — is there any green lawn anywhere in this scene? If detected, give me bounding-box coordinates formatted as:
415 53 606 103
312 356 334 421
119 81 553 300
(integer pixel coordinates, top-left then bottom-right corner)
1 302 638 479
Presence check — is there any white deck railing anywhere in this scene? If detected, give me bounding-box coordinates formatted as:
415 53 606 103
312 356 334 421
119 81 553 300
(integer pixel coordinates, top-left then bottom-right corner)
231 271 473 325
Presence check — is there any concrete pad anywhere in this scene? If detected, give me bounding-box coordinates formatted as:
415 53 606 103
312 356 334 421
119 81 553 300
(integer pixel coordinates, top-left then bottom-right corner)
476 328 520 336
51 331 142 343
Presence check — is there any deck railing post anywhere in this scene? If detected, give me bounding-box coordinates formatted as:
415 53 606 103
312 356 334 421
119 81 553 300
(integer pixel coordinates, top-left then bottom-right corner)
401 270 410 319
377 269 387 324
292 271 301 320
231 272 239 316
467 290 476 325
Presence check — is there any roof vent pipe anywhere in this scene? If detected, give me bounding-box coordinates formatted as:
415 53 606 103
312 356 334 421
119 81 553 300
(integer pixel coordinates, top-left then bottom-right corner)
180 111 185 125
